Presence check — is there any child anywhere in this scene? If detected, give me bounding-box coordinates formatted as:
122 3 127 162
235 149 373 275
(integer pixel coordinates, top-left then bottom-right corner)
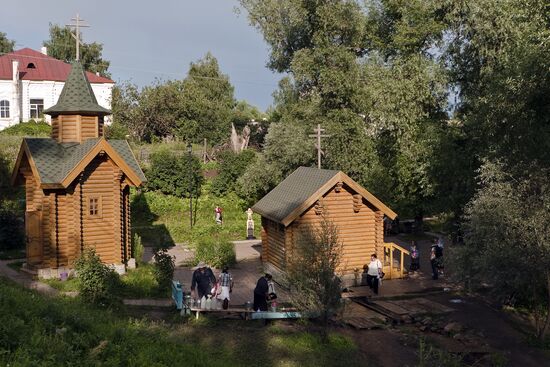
410 241 420 272
217 266 233 309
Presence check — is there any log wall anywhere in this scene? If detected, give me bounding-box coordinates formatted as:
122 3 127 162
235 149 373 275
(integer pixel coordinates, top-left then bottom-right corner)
283 184 384 275
262 218 286 272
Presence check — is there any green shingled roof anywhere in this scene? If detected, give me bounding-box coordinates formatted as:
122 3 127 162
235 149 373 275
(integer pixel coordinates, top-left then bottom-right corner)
43 61 111 116
252 166 340 224
23 137 145 186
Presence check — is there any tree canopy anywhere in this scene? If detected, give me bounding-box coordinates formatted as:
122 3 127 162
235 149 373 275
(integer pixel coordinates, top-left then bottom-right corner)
0 32 15 54
43 24 110 77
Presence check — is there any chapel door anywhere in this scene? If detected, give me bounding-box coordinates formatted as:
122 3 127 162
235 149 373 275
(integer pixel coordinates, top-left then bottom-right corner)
25 210 43 265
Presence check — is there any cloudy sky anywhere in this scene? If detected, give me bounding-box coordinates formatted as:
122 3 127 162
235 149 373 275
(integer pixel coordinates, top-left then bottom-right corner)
2 0 280 110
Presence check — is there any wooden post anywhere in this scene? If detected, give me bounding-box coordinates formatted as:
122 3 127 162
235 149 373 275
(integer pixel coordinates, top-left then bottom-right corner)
400 250 404 278
389 245 393 280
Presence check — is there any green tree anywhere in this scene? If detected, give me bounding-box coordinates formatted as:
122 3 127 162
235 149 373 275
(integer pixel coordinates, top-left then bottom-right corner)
212 149 257 195
43 24 110 77
177 53 235 144
146 148 203 198
285 216 343 340
455 161 550 339
0 32 15 54
239 1 451 219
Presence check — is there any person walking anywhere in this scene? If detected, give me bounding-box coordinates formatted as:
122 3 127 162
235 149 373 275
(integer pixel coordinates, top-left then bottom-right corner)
366 254 383 295
191 261 216 299
253 273 272 311
215 206 223 224
217 266 233 309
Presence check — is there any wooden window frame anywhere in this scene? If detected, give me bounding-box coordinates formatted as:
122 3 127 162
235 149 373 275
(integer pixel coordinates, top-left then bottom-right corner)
88 196 102 218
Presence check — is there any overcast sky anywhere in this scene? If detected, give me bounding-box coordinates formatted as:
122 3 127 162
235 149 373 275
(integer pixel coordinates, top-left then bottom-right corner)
2 0 280 110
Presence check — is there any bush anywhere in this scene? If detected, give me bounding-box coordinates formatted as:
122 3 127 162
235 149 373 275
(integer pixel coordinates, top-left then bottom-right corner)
133 233 144 265
0 120 51 136
0 201 24 251
194 236 236 269
104 121 130 140
153 248 175 290
74 247 120 305
146 148 204 198
211 149 257 195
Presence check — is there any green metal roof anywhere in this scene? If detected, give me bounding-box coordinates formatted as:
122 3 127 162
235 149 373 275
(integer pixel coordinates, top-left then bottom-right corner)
43 61 111 116
23 137 145 185
252 166 340 224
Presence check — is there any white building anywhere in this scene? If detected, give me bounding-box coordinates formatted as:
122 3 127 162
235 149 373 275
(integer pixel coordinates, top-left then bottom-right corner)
0 48 114 130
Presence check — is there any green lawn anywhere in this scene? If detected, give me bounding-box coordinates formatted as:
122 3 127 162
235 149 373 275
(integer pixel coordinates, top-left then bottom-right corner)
0 277 363 366
131 182 260 247
43 264 169 299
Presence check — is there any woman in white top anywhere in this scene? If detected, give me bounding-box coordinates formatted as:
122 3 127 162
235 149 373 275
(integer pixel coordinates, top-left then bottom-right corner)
366 254 383 295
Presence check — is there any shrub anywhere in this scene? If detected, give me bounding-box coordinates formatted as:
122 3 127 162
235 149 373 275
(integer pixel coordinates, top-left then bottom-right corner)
153 248 175 290
104 121 130 140
146 148 203 198
0 201 24 251
211 149 257 195
74 247 120 305
0 120 51 136
133 233 144 265
194 236 236 269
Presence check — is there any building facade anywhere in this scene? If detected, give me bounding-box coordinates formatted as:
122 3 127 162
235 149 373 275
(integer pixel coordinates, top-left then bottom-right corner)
11 60 144 278
0 48 113 130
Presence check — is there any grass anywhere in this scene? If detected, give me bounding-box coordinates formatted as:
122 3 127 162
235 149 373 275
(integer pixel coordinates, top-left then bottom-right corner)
6 260 24 271
43 264 169 299
131 182 261 247
0 277 364 366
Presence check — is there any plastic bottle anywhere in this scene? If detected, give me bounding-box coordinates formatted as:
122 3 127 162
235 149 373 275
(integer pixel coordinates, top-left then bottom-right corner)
200 295 207 310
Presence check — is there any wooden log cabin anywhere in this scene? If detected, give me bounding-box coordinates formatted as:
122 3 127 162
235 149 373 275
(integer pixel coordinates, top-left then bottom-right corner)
11 61 146 278
252 167 397 285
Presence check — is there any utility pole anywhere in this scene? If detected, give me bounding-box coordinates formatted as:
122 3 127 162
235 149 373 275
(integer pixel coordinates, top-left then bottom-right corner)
309 124 330 169
66 13 89 61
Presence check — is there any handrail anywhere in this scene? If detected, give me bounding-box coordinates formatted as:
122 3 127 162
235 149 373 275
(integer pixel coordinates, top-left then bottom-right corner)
383 242 410 279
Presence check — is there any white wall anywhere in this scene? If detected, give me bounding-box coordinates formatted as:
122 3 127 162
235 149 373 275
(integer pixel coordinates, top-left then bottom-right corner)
0 79 114 130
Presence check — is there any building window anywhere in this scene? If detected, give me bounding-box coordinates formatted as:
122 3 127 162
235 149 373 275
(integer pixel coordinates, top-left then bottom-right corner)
88 196 101 217
0 100 9 118
29 99 44 119
27 63 36 69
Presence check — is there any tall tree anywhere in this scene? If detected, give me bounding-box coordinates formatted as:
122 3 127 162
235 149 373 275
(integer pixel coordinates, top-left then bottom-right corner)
239 0 451 218
43 24 110 77
177 53 235 145
0 32 15 54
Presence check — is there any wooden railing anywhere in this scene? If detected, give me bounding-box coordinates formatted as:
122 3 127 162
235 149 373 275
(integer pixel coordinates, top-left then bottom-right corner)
383 242 410 279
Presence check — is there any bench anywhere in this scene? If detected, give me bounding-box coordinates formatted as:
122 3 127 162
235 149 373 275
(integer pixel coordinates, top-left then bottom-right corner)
189 307 254 320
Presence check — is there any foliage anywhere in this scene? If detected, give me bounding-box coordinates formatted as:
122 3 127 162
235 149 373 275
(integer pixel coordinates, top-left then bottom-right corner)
177 53 236 145
285 216 343 339
74 247 120 306
132 233 144 265
193 235 236 269
0 201 24 251
453 161 550 339
0 278 362 366
0 32 15 54
104 121 129 140
146 147 203 198
0 119 51 137
152 248 175 290
43 24 110 77
238 0 453 218
211 149 257 195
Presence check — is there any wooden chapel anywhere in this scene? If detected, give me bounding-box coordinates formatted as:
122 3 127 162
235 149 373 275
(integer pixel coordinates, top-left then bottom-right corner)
11 61 146 278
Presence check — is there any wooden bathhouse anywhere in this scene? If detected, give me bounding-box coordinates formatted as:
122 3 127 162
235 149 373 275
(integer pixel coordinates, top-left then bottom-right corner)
11 61 146 278
252 167 401 283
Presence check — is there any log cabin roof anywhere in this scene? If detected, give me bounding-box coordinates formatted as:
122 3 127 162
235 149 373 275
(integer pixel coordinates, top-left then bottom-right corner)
11 137 146 188
252 166 397 226
43 61 111 117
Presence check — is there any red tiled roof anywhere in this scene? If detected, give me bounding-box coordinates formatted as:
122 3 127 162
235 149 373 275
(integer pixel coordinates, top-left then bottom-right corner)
0 48 114 83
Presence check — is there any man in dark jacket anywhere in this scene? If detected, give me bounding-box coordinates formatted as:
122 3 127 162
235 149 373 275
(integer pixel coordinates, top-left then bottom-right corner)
191 261 216 299
253 273 272 311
